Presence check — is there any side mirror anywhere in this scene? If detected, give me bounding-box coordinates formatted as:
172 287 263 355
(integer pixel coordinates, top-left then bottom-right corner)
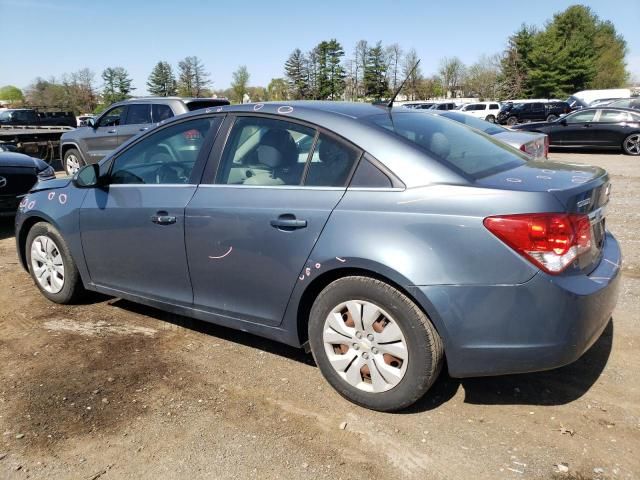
87 117 96 128
73 163 102 188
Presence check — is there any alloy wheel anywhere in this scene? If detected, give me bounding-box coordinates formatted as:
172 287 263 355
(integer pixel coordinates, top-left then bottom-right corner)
30 235 65 293
65 154 81 175
322 300 408 393
624 134 640 155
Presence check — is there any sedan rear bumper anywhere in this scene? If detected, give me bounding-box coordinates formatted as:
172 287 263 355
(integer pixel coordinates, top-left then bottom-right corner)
412 232 621 378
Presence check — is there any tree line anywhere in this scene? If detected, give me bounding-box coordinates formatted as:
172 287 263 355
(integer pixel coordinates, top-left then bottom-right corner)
0 5 630 114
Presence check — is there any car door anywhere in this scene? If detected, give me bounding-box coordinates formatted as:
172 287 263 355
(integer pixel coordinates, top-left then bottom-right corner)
117 103 153 146
83 105 127 163
185 115 361 326
79 115 223 304
589 109 632 146
557 109 598 145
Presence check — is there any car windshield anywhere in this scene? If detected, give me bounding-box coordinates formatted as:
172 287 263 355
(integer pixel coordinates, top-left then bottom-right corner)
366 112 526 178
438 111 506 135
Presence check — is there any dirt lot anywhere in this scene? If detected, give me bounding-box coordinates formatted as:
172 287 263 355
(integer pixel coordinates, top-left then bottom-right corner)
0 151 638 480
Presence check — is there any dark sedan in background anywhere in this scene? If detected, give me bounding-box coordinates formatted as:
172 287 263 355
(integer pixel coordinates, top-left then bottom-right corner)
0 152 55 215
512 107 640 155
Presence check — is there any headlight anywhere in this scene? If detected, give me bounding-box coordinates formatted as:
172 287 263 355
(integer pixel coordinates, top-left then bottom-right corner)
37 165 56 180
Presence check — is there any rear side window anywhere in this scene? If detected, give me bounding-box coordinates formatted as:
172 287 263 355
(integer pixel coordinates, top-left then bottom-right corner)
598 109 630 123
350 158 393 188
490 103 500 110
152 104 174 122
216 116 315 186
124 104 151 125
304 134 360 187
367 112 526 178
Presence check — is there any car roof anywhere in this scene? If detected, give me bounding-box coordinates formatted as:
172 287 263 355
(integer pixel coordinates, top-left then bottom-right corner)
111 97 229 106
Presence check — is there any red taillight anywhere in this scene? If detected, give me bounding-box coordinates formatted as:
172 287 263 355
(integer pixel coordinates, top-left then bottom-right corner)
484 213 592 274
183 129 201 140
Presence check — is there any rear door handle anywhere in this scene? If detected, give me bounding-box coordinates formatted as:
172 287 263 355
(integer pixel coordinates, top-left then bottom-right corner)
151 211 177 225
139 127 149 131
270 215 307 230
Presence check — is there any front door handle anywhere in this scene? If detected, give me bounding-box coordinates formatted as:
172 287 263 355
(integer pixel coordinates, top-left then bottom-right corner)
139 127 149 131
151 211 177 225
270 214 307 230
107 129 116 134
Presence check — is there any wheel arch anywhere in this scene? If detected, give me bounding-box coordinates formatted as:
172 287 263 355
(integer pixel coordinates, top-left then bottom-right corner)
293 266 449 354
60 142 86 162
17 214 51 270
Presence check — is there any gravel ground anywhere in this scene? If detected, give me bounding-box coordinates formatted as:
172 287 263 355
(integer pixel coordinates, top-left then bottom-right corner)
0 150 638 480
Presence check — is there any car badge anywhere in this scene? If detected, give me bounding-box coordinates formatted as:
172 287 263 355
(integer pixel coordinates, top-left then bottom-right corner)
0 176 7 188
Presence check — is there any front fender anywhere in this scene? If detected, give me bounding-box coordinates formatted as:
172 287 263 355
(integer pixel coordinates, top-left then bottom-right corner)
15 185 90 285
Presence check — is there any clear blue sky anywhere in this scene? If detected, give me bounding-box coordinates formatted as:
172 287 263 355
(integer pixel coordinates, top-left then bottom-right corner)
1 0 638 94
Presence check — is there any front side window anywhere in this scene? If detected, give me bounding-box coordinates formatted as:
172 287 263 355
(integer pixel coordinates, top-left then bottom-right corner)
216 116 315 186
566 110 596 123
305 134 359 187
110 117 218 184
97 106 125 128
367 112 526 178
124 104 152 125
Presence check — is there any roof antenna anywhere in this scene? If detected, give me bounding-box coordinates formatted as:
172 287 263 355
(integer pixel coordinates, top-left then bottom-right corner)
387 59 420 108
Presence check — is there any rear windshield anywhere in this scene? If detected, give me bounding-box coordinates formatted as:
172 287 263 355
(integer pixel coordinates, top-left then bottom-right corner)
366 112 526 178
185 99 230 111
439 111 506 135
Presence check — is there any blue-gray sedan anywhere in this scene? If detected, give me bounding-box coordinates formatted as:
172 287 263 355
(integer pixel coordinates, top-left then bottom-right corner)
15 102 621 411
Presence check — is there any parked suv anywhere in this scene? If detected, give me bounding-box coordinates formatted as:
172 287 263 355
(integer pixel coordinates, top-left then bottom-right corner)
497 101 571 126
457 102 502 122
60 97 230 175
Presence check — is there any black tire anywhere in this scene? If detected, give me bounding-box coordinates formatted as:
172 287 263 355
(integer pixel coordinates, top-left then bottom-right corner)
25 222 86 304
546 114 558 122
622 133 640 156
63 148 84 176
308 276 443 412
485 114 496 123
506 116 518 126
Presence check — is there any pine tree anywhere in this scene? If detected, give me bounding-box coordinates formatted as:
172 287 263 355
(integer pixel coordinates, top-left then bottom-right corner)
284 48 309 100
363 41 389 100
102 67 134 105
498 25 537 99
147 61 177 96
314 39 346 100
177 56 211 97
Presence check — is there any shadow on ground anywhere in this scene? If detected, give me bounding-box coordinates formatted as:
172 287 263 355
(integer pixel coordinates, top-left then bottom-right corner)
0 217 15 241
109 297 613 412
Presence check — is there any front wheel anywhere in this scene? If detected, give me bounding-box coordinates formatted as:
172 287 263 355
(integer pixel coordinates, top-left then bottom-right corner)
506 116 518 126
63 148 84 176
623 133 640 155
26 222 86 304
308 276 443 412
546 114 558 122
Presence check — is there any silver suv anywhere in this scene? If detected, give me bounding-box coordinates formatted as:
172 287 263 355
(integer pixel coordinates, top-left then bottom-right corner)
60 97 229 175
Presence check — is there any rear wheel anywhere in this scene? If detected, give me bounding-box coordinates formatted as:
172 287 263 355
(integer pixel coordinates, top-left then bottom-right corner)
546 114 558 122
308 276 443 412
485 114 496 123
63 148 84 176
26 222 85 304
506 116 518 126
623 133 640 155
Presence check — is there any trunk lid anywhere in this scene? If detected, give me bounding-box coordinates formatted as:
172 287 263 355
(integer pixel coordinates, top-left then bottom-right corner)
477 159 610 274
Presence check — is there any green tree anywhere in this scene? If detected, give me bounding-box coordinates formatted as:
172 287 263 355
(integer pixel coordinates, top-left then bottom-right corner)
0 85 24 104
363 41 389 100
102 67 134 105
147 61 177 96
267 78 288 100
439 57 465 98
314 39 346 100
231 65 250 103
177 56 211 97
401 48 422 100
498 25 537 99
284 48 309 99
465 55 501 99
525 5 628 98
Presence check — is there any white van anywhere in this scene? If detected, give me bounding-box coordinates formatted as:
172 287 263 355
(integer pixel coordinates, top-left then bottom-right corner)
567 89 631 108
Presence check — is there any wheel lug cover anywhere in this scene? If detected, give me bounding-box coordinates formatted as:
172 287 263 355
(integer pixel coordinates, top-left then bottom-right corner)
353 344 360 350
355 331 362 339
372 348 378 354
363 352 369 359
367 334 374 341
